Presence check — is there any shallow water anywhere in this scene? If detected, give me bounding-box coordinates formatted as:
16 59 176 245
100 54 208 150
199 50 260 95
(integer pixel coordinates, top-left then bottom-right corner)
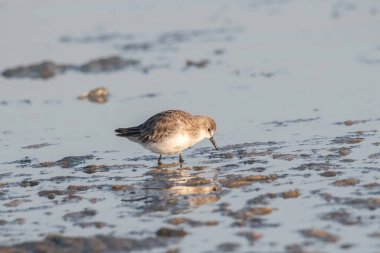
1 0 380 252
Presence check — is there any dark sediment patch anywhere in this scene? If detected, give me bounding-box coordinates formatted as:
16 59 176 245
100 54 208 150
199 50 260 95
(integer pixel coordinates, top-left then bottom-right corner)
216 205 280 229
362 182 380 189
185 59 209 69
81 164 145 174
285 244 322 253
217 242 241 252
111 185 131 191
247 190 300 205
38 190 68 199
368 232 380 238
2 56 139 79
2 61 67 79
82 165 110 174
79 56 138 73
320 171 340 177
21 143 55 149
332 136 364 144
123 42 152 51
0 234 168 252
0 218 25 226
6 157 36 168
320 193 380 210
63 208 97 222
334 119 371 126
272 153 297 161
60 32 133 43
38 185 90 200
74 221 109 229
20 180 39 187
249 70 278 78
328 147 352 156
333 178 359 186
263 117 320 127
139 93 161 99
300 228 339 243
320 209 361 225
167 217 218 227
33 155 94 168
156 227 187 237
292 163 340 172
219 174 278 189
368 152 380 159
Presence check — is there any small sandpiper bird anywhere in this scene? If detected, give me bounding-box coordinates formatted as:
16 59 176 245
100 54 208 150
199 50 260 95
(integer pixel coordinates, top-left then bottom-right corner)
115 110 218 165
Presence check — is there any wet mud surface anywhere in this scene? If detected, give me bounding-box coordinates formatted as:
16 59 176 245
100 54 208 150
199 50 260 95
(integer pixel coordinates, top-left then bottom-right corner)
1 0 380 252
1 129 380 252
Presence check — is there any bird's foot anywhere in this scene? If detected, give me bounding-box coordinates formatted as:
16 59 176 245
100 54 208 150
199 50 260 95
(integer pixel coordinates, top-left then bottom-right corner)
179 153 185 164
157 154 162 166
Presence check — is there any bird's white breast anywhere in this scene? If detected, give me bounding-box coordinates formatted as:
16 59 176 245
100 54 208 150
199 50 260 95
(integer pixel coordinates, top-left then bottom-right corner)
144 133 202 155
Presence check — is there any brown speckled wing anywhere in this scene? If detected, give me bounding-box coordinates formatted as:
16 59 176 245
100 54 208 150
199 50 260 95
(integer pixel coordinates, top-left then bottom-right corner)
138 110 193 143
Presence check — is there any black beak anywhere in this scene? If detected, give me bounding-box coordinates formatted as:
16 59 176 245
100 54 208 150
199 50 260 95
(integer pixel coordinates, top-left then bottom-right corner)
209 137 218 151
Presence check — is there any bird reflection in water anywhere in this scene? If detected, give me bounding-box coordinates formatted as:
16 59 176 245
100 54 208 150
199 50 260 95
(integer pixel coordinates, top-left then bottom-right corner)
139 165 221 212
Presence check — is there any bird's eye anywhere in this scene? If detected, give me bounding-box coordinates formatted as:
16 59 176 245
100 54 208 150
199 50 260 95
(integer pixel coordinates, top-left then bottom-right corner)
208 128 211 132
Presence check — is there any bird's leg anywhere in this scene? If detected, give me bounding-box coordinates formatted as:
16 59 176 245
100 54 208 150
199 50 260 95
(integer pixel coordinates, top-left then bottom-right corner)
158 154 162 165
179 153 184 164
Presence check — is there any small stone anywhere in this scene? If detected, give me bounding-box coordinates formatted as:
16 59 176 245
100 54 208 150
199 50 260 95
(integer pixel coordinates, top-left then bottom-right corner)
156 227 187 237
111 185 130 191
300 229 339 242
333 179 359 186
78 87 109 104
282 190 301 199
320 171 338 177
186 59 209 68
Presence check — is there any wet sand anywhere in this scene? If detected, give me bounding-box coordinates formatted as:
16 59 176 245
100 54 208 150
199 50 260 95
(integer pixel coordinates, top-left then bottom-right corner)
1 0 380 252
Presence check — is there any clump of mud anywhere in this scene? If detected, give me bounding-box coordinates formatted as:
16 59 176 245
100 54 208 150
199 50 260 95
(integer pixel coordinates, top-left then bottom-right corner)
78 87 109 104
185 59 209 69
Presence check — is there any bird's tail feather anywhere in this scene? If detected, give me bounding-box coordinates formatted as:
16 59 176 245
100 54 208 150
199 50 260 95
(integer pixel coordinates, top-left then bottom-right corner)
115 127 140 137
